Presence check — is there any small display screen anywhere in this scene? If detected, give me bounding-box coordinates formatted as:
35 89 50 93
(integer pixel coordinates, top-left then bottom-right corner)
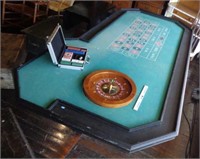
51 27 65 61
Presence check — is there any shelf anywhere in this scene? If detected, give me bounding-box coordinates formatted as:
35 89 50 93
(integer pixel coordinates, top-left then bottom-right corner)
168 2 197 19
165 2 199 27
2 1 49 24
5 3 47 18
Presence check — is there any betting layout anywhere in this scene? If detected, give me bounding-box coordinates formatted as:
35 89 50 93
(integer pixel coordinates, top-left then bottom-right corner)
109 18 170 61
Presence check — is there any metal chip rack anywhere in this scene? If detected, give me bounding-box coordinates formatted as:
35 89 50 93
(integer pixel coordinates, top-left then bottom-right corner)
165 2 200 60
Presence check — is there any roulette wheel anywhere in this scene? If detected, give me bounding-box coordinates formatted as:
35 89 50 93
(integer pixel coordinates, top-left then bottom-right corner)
83 70 137 108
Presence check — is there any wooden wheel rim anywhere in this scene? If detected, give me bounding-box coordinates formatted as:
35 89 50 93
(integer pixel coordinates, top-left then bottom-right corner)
83 70 137 108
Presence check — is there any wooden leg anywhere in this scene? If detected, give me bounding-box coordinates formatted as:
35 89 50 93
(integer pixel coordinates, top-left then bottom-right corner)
2 0 6 24
46 3 49 16
33 3 38 23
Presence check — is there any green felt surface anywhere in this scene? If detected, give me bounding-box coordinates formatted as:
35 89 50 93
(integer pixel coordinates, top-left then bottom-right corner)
18 11 183 128
60 60 71 65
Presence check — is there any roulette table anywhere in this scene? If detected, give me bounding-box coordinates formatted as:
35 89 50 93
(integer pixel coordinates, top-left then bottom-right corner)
16 9 192 152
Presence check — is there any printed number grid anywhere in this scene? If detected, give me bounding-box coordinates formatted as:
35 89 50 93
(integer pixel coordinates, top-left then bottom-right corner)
109 18 170 61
